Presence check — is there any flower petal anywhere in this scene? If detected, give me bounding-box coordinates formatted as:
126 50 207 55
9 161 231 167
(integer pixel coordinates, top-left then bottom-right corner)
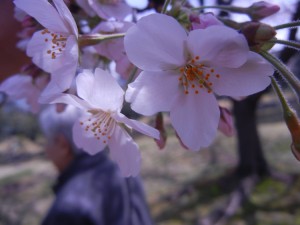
211 52 272 97
113 112 159 139
116 56 135 79
76 68 124 111
14 0 68 33
52 0 78 37
75 0 96 17
0 74 32 99
170 91 220 151
0 74 41 113
187 25 249 68
27 32 78 74
88 0 131 20
124 13 187 71
39 90 91 110
108 125 141 177
73 117 107 155
125 70 180 116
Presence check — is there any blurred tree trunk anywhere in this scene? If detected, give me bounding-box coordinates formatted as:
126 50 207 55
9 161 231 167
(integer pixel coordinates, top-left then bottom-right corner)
233 93 269 178
233 0 300 179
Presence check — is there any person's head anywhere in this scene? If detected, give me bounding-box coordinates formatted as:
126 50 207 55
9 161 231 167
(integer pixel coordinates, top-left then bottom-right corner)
39 105 83 172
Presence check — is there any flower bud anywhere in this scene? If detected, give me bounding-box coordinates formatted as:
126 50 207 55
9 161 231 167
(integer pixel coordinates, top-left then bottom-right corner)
240 22 276 50
271 77 300 161
284 110 300 161
167 2 192 30
247 1 280 21
190 13 223 30
154 112 167 149
218 107 235 137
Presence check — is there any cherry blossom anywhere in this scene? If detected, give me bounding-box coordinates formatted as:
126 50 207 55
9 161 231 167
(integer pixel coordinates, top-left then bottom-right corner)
125 14 273 151
190 13 223 30
88 0 131 20
47 68 159 176
75 0 96 17
0 74 48 113
93 21 135 79
14 0 79 93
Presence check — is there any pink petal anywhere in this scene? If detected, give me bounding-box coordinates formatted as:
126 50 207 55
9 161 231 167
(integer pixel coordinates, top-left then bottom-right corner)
191 13 223 30
73 118 107 155
124 13 188 71
94 38 124 61
115 57 135 80
88 0 131 20
125 70 180 116
48 35 79 92
218 107 235 137
75 0 96 17
93 21 133 61
170 91 220 151
0 74 32 99
211 52 272 97
76 68 124 111
0 74 41 113
14 0 69 33
52 0 78 37
113 112 160 139
187 25 249 68
40 91 91 110
27 31 78 74
108 125 141 177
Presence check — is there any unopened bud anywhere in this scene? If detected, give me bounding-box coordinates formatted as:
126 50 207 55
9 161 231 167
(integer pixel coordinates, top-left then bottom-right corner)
218 107 235 137
167 3 192 30
154 112 167 149
240 22 276 50
247 1 280 21
284 110 300 161
271 77 300 161
190 13 223 30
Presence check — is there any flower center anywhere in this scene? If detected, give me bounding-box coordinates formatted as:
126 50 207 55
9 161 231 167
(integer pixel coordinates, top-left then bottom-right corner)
41 29 68 59
80 110 115 144
178 55 221 95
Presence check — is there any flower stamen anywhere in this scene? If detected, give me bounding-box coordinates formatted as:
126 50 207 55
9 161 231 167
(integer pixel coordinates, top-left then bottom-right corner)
41 29 68 60
80 110 115 144
178 55 221 95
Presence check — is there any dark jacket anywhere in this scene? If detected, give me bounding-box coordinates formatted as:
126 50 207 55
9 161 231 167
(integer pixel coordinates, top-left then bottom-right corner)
42 152 153 225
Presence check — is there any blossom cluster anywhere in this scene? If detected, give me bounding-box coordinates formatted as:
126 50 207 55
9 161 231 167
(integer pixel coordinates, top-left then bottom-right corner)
3 0 297 176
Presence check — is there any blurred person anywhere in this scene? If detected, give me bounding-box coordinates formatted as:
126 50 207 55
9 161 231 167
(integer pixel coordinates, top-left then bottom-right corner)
39 105 153 225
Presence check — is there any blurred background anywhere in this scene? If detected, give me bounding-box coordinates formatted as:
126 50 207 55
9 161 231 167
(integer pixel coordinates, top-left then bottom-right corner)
1 0 300 224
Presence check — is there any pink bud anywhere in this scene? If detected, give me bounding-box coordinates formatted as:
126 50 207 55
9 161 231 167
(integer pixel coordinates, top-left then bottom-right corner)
191 13 223 30
240 22 276 50
218 107 235 137
154 113 167 149
248 1 280 21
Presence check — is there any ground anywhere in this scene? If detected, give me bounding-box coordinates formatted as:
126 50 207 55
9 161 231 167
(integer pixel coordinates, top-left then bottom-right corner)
1 92 300 225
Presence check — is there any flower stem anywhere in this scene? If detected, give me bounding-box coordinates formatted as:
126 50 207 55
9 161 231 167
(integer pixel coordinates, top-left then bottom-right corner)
192 5 247 13
78 33 125 47
271 77 300 160
271 77 290 112
259 50 300 101
161 0 172 14
273 20 300 30
268 39 300 50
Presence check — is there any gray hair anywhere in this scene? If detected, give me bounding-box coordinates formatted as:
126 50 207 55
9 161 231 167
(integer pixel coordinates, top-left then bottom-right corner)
39 105 83 155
